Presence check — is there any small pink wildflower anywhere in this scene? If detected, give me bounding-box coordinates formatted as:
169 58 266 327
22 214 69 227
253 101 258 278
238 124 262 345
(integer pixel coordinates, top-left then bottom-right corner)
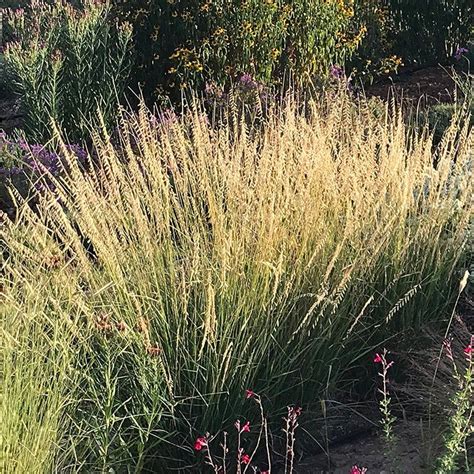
350 466 368 474
464 345 472 355
373 353 382 363
241 453 251 464
194 436 207 451
292 406 302 416
245 389 255 399
242 421 250 432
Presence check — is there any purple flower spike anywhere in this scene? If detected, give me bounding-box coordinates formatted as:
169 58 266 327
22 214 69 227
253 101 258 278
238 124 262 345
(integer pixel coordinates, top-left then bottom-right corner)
454 47 469 61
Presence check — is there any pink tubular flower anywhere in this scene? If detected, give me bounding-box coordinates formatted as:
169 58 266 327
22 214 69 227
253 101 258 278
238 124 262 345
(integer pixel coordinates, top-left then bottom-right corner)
373 353 382 363
242 421 250 432
245 389 255 399
241 453 251 464
350 466 368 474
464 345 472 355
194 436 207 451
292 406 302 416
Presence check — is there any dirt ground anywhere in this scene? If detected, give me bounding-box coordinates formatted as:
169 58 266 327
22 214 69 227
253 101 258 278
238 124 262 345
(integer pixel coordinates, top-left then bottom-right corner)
366 66 458 105
292 298 474 474
295 420 441 473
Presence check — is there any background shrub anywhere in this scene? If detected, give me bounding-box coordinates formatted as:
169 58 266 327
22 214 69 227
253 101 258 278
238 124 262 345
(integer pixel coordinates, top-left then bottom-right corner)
113 0 363 101
347 0 402 82
388 0 473 66
3 0 134 142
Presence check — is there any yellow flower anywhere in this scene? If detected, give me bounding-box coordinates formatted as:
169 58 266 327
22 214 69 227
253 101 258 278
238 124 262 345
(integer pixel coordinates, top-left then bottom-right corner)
213 27 226 36
200 1 212 12
168 67 177 74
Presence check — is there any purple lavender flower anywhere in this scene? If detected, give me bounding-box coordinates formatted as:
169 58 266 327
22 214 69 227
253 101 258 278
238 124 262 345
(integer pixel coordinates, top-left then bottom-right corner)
1 133 87 184
330 64 345 80
454 47 469 61
9 166 23 175
239 73 258 90
66 144 87 164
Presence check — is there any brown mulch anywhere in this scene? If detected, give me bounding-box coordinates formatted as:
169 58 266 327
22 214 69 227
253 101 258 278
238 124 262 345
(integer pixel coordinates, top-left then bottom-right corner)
365 66 458 106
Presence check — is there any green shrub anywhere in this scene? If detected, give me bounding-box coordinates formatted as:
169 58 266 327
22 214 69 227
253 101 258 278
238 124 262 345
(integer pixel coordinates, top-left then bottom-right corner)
347 1 472 84
2 92 472 471
3 0 134 142
388 0 473 66
347 0 403 82
113 0 363 101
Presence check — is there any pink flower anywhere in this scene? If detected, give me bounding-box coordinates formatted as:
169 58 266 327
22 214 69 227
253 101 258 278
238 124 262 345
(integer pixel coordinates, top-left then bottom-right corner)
242 421 250 432
292 406 302 416
464 345 472 355
194 436 207 451
350 466 367 474
241 453 251 464
245 389 255 399
373 353 382 363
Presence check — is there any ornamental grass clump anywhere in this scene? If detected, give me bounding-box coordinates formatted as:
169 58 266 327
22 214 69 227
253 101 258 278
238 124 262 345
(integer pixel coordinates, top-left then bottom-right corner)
1 92 472 471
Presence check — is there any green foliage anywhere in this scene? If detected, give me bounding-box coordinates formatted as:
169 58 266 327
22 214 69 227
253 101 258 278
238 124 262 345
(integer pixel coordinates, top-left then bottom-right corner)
347 0 472 84
388 0 473 66
0 54 9 99
3 0 134 142
113 0 362 101
348 1 403 82
435 333 473 473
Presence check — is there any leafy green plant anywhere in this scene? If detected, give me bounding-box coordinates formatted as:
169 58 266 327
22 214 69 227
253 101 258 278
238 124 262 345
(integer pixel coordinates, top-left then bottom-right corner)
347 0 404 83
113 0 363 101
3 0 134 142
388 0 473 66
436 334 473 473
374 350 397 445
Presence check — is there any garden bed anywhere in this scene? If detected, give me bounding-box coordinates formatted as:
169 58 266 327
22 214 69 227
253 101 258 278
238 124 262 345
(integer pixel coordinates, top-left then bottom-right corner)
366 66 458 105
